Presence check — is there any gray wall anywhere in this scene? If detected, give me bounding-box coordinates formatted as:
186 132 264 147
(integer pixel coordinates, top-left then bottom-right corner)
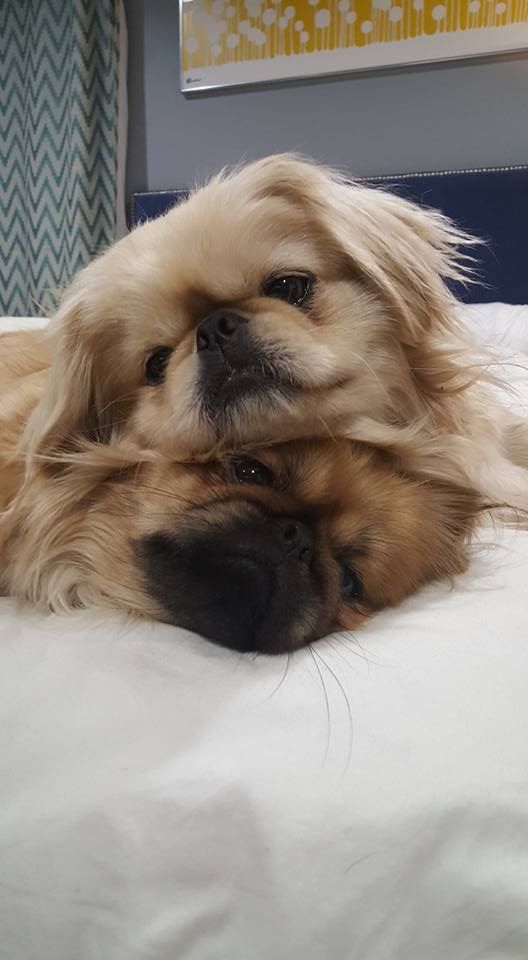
125 0 528 198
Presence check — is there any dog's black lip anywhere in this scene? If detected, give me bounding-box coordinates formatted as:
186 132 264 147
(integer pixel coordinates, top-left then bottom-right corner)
217 368 280 398
224 364 276 385
205 359 294 408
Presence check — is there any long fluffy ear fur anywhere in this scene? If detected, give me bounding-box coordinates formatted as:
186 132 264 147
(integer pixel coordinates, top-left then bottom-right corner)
226 154 482 395
21 272 128 463
225 153 478 335
23 294 94 460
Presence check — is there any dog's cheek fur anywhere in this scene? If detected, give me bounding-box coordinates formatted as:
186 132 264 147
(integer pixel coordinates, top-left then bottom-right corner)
334 475 480 628
20 230 199 460
0 469 144 616
129 349 219 457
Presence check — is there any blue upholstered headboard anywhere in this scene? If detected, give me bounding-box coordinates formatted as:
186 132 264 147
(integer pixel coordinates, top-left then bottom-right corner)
132 164 528 305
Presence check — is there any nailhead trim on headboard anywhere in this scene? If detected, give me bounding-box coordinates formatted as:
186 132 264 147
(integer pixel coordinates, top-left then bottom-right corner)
365 163 528 182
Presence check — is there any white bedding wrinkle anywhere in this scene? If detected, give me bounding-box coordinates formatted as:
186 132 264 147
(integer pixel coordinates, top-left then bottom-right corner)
0 304 527 960
0 316 49 331
1 531 527 960
458 302 528 353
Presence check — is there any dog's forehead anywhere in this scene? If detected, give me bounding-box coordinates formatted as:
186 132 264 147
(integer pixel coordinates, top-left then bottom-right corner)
260 440 369 501
157 187 325 295
85 184 329 341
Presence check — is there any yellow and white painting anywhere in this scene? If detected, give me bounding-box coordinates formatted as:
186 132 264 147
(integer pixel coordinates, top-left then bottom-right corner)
180 0 528 90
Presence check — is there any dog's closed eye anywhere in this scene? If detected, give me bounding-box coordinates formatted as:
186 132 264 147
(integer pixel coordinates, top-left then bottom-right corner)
339 564 363 603
145 346 172 385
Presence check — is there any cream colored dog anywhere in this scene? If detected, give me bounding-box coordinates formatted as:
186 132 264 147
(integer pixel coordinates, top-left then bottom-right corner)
20 155 528 510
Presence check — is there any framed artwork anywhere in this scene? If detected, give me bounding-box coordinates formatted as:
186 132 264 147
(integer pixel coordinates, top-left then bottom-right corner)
180 0 528 92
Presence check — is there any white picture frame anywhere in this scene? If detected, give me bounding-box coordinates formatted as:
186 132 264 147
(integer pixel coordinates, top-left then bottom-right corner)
180 0 528 93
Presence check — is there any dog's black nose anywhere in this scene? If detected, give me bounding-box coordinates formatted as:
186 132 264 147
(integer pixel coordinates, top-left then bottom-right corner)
138 507 318 654
196 311 247 352
275 518 313 564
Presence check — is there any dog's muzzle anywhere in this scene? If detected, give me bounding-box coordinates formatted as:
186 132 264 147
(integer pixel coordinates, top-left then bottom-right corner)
137 503 319 653
196 310 288 416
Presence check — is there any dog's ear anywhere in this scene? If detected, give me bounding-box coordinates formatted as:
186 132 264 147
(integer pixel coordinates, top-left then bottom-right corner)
23 280 119 461
319 176 475 346
24 297 93 459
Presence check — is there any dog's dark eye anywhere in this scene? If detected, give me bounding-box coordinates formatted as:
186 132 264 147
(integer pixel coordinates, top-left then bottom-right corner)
340 565 363 603
145 346 172 385
263 274 313 307
229 457 275 487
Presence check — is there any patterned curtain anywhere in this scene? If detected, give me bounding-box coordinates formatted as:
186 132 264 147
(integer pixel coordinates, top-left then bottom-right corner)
0 0 126 317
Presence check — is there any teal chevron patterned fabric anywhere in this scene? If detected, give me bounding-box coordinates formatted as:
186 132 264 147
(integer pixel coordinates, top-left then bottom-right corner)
0 0 121 316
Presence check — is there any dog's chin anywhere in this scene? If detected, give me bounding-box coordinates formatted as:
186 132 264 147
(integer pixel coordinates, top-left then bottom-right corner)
206 385 295 445
196 338 297 437
200 364 294 428
212 368 280 406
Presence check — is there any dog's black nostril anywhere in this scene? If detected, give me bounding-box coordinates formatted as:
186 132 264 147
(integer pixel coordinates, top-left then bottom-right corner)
282 522 300 543
217 313 239 338
196 328 210 351
276 518 313 564
196 311 246 352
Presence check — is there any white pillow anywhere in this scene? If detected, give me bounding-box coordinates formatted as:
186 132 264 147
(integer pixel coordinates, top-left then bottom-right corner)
1 529 527 960
0 305 527 960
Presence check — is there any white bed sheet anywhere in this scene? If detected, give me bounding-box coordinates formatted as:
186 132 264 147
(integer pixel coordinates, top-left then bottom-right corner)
1 305 528 960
